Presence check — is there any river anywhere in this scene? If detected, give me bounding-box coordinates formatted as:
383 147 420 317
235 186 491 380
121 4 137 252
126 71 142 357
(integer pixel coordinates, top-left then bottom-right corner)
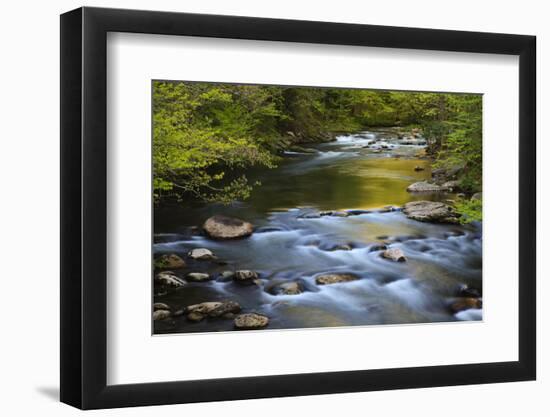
153 129 482 334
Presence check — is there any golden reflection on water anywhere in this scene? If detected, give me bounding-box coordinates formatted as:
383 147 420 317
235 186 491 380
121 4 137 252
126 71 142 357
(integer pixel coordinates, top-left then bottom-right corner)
341 157 433 210
250 155 436 214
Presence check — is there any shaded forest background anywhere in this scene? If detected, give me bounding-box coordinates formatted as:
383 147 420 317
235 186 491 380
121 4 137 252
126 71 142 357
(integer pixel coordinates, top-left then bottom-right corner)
153 81 482 210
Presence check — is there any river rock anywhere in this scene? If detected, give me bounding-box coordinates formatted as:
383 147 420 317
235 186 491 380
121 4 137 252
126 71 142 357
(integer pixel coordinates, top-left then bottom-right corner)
233 270 259 284
203 215 254 239
450 297 482 313
403 201 460 224
381 248 406 262
280 282 303 295
186 301 221 315
406 181 443 192
441 180 461 192
154 271 186 288
186 272 211 282
471 192 482 201
234 313 270 330
188 248 215 260
432 165 464 183
186 301 241 321
154 254 186 270
153 302 170 311
153 310 171 321
315 273 359 285
269 281 303 295
210 301 241 317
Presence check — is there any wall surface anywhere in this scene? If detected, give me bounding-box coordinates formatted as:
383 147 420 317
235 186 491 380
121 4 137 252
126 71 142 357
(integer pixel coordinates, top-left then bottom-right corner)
0 0 545 415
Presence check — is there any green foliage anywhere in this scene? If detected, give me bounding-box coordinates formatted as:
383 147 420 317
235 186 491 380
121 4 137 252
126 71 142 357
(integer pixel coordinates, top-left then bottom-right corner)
455 198 483 224
153 81 482 204
431 95 482 193
153 81 278 203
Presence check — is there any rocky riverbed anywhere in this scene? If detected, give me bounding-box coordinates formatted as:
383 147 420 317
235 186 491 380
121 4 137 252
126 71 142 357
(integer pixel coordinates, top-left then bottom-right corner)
153 129 482 334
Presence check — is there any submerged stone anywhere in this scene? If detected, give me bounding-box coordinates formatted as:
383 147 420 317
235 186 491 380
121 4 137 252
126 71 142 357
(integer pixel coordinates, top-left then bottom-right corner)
268 281 304 295
315 273 359 285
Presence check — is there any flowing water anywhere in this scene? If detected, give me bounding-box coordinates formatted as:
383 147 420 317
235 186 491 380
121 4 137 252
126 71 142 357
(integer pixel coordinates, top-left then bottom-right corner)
154 129 482 334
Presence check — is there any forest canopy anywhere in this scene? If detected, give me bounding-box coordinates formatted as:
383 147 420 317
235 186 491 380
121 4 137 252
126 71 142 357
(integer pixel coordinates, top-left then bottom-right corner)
153 81 482 204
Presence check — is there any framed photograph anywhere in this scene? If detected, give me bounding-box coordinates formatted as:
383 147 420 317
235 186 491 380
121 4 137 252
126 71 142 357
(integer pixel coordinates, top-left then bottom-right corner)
60 6 536 409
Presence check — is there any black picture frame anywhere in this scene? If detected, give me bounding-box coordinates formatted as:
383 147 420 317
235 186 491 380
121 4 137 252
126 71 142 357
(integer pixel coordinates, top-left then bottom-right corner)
60 6 536 410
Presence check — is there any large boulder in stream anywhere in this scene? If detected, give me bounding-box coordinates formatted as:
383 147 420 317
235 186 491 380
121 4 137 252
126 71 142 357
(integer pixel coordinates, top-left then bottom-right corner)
315 273 359 285
234 313 270 330
406 181 443 193
403 201 460 224
203 215 254 239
